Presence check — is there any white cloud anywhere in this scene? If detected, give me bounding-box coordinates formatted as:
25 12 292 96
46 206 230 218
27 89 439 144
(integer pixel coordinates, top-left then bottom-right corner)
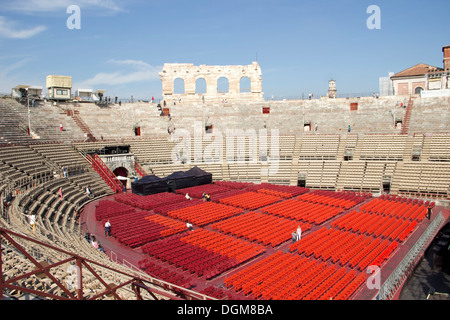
75 59 162 88
0 57 35 93
4 0 124 13
0 16 47 39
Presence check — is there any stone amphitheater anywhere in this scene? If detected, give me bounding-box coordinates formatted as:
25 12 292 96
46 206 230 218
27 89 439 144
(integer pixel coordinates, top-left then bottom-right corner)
0 93 449 301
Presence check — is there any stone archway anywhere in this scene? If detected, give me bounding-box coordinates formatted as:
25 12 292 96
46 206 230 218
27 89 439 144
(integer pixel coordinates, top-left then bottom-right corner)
159 62 264 102
113 167 129 178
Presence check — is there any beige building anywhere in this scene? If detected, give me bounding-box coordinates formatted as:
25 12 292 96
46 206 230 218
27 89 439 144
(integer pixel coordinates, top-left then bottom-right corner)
12 85 43 100
391 45 450 96
46 75 72 100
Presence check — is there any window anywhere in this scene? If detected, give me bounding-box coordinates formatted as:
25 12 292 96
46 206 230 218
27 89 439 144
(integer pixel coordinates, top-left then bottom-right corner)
240 77 251 93
195 78 207 94
173 78 185 94
217 77 229 93
414 86 424 94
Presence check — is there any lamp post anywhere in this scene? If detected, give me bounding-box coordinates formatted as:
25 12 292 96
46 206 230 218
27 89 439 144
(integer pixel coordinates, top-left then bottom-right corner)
27 93 31 136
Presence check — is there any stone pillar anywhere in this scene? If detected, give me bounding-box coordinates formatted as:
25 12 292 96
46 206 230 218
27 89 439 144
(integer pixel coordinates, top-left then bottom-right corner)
184 76 196 95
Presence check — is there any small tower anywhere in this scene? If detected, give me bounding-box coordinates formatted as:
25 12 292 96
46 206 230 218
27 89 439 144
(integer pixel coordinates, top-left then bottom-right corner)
328 79 337 99
443 45 450 71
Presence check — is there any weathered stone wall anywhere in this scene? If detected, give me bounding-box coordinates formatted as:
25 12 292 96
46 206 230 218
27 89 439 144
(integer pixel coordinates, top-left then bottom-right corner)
159 62 264 102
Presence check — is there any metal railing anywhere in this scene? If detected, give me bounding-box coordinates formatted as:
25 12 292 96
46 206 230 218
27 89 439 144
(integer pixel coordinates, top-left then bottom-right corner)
375 211 444 300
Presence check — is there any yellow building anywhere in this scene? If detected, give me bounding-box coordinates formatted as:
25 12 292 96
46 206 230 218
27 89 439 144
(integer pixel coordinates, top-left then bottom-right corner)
46 75 72 100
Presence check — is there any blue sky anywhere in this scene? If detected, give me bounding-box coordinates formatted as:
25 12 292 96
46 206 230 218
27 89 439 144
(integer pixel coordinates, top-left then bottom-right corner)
0 0 449 99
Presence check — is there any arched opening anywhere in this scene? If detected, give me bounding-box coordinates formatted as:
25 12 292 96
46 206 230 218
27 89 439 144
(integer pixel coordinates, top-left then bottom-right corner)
195 78 207 94
173 78 185 94
217 77 229 93
113 167 129 189
113 167 129 178
240 76 251 93
414 86 424 95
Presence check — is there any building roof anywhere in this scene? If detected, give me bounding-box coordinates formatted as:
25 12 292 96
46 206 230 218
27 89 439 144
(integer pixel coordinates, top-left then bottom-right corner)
391 63 443 79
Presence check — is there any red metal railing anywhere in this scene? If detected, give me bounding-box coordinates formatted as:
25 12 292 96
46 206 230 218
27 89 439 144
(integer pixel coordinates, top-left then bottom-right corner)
86 154 123 193
0 227 201 300
135 160 147 177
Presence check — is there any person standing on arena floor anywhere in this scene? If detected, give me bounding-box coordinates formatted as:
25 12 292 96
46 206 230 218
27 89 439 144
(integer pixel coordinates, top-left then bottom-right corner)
104 220 111 237
296 225 302 240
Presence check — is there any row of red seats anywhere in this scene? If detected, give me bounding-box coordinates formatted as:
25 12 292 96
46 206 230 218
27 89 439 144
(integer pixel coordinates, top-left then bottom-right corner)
213 181 255 190
289 227 390 271
224 251 363 300
142 234 237 279
262 199 343 225
311 189 371 202
245 183 310 197
355 239 390 272
371 241 399 268
331 210 418 242
94 200 135 221
166 202 243 226
302 266 347 300
225 252 303 298
107 211 187 248
224 251 284 290
333 272 367 300
144 214 188 237
209 189 248 202
296 193 358 209
398 220 418 242
341 212 399 238
138 259 194 289
318 270 358 300
256 188 293 199
360 198 428 221
199 286 235 300
379 194 436 208
175 184 231 198
180 229 266 263
347 238 385 270
114 192 186 210
153 198 203 215
285 263 336 300
211 211 311 247
219 191 281 210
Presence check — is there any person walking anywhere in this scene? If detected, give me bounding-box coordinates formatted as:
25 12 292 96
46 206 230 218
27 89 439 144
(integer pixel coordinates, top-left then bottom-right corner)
105 220 111 237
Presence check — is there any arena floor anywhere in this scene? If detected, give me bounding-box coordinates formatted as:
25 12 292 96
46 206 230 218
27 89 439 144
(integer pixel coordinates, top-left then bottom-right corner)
78 188 450 300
